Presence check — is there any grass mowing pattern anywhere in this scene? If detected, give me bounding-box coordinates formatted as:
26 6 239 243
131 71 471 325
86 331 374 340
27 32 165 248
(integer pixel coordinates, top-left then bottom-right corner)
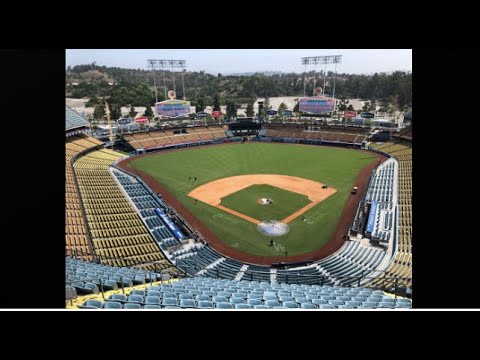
220 184 311 221
128 143 376 257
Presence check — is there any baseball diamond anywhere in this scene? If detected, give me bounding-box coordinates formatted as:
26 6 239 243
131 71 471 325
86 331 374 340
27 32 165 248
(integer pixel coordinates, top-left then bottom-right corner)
121 143 379 262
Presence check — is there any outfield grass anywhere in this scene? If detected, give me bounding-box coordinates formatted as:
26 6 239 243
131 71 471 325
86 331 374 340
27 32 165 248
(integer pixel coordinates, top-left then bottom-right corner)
128 143 376 257
220 184 311 221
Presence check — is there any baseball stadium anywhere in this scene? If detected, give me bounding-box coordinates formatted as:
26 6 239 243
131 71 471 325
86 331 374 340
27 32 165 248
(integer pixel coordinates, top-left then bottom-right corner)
65 57 412 310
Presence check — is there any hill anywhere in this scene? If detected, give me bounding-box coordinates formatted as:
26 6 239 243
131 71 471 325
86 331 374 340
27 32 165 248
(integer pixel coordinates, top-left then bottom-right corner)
66 64 412 112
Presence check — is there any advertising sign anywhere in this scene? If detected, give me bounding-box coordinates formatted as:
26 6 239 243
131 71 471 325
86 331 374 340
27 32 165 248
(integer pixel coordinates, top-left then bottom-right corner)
314 87 323 96
168 90 176 99
155 100 191 118
211 111 222 118
282 110 293 116
366 201 378 234
196 112 208 118
117 118 132 125
266 110 277 116
344 111 357 118
135 116 148 124
299 96 335 114
154 208 185 240
361 112 375 118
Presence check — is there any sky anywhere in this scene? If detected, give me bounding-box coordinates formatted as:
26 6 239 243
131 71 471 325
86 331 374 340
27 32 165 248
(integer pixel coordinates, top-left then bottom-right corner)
66 49 412 75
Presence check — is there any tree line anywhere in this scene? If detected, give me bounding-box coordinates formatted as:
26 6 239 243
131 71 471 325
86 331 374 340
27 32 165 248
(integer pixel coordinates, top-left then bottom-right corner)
66 63 411 119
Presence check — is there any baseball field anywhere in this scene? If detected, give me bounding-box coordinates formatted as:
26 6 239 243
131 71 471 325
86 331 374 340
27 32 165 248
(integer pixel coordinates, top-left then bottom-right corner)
123 143 377 260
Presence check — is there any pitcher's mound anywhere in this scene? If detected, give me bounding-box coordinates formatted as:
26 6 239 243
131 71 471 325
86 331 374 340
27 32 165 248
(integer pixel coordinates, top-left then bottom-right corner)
257 220 290 237
257 198 273 205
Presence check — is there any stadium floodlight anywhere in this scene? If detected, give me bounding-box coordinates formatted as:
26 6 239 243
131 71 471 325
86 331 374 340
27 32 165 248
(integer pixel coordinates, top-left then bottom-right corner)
147 59 159 103
147 59 187 100
301 55 342 98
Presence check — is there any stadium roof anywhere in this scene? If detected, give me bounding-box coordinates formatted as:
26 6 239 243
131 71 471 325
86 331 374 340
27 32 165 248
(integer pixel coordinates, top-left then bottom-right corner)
66 105 89 131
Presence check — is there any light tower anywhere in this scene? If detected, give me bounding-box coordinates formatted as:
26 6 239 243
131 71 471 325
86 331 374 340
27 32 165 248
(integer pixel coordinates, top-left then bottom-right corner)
147 59 187 101
301 55 342 97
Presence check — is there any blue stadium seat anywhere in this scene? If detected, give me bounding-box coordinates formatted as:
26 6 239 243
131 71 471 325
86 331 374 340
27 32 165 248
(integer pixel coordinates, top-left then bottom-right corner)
144 296 161 305
103 301 122 309
131 290 146 297
162 298 177 306
180 299 196 308
78 299 103 309
235 304 253 309
282 301 299 309
301 303 317 309
127 295 144 303
144 305 162 309
216 302 233 309
196 301 214 309
147 291 162 298
247 299 262 306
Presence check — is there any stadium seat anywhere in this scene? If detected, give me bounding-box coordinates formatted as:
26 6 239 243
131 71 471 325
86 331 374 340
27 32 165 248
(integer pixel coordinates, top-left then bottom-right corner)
78 299 103 309
179 299 196 308
247 299 262 306
147 291 162 298
144 296 161 305
212 296 228 303
282 301 299 309
216 302 233 309
195 295 210 302
103 301 122 309
319 305 336 309
265 300 280 307
66 286 77 301
196 301 214 309
301 303 318 309
127 295 144 303
130 290 146 297
162 298 178 306
235 304 253 309
107 294 127 303
144 305 161 309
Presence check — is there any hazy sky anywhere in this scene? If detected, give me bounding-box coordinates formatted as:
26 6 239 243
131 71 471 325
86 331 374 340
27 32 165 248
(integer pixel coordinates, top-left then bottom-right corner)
66 49 411 75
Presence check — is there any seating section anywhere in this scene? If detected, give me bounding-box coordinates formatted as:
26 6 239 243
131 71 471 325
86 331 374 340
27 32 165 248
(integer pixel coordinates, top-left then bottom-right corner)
66 257 171 293
264 125 368 143
175 246 224 276
112 170 183 250
365 160 396 203
75 276 411 309
123 126 228 150
369 140 412 288
73 149 173 271
66 134 103 259
363 159 398 244
171 240 385 287
66 106 90 131
394 125 412 141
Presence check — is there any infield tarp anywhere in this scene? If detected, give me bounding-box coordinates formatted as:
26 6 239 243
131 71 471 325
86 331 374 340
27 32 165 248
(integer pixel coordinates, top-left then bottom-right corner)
366 201 378 233
155 208 185 240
